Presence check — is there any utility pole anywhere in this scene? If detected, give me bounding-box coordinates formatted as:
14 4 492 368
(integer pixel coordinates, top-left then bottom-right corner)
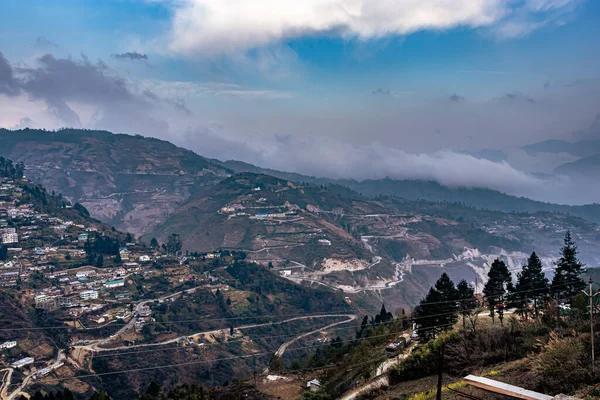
582 278 599 374
436 339 445 400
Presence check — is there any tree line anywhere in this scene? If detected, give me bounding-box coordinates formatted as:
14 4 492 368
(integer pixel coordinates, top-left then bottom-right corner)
0 156 24 179
413 231 586 340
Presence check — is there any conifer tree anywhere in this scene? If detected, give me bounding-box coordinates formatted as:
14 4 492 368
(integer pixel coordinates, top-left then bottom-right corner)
413 273 458 340
551 231 585 304
483 259 511 325
510 252 549 318
456 279 477 330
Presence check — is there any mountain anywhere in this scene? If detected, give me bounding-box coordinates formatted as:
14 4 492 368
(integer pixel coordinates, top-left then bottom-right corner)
218 161 600 224
0 128 231 236
555 154 600 177
522 138 600 157
147 172 600 314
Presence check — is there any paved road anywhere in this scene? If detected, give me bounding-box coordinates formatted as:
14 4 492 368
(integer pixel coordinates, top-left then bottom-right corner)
82 289 192 351
78 314 357 353
0 368 13 400
339 344 415 400
273 315 357 358
5 351 65 400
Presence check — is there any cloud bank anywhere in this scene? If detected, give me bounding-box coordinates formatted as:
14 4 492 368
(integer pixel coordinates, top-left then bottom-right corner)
160 0 580 55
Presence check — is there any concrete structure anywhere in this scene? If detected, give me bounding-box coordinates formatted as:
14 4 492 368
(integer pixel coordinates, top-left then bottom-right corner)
11 357 34 368
464 375 578 400
318 239 332 246
1 232 18 244
104 279 125 288
1 340 16 349
80 290 99 300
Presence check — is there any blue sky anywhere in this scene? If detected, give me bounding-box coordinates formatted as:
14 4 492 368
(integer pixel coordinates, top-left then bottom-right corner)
1 0 600 203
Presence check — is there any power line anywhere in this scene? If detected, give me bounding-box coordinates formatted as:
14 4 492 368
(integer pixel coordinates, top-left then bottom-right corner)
0 279 579 333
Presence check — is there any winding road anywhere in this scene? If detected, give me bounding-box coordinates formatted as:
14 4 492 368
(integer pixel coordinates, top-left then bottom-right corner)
79 314 357 353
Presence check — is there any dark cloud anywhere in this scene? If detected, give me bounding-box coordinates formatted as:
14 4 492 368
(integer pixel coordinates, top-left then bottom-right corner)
544 80 550 89
565 78 588 87
449 93 465 102
35 37 58 49
0 51 174 134
495 92 535 103
167 98 192 116
0 51 20 96
372 88 391 95
112 52 148 61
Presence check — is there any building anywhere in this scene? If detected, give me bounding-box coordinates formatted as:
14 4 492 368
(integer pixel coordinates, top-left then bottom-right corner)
88 315 106 324
1 232 18 244
104 279 125 288
318 239 332 246
76 269 96 278
11 357 34 368
78 233 89 242
307 379 321 392
1 340 16 349
80 290 99 300
138 255 151 262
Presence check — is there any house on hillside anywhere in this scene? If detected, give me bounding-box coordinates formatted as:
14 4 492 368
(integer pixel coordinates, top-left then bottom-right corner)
307 379 321 392
104 279 125 289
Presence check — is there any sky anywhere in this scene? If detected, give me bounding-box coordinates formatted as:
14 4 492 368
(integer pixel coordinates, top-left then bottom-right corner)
1 0 600 204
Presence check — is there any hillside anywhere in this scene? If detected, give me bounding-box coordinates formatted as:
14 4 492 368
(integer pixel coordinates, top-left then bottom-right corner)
0 128 231 236
218 161 600 224
0 162 359 400
147 172 600 315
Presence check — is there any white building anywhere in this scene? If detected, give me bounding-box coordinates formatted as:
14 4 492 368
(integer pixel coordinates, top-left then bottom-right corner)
1 340 17 349
104 279 125 288
138 255 151 262
11 357 34 368
1 232 18 244
80 290 99 300
76 270 96 278
318 239 332 246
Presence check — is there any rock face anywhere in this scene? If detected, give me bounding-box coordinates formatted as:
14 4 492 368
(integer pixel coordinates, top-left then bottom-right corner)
0 128 230 235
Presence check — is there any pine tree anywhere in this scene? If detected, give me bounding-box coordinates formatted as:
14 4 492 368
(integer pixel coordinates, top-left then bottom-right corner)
510 252 549 319
413 273 458 340
456 279 477 330
551 231 585 304
483 259 511 325
150 237 159 249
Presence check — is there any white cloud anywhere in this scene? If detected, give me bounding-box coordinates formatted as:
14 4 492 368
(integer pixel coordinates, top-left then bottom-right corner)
156 0 580 55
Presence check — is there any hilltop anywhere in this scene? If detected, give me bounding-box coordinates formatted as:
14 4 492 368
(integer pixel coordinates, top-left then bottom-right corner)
0 128 230 236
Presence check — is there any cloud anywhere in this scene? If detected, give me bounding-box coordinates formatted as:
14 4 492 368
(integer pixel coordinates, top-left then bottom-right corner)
0 51 180 135
372 87 414 97
0 51 20 96
11 117 34 130
112 52 149 61
141 79 292 99
155 0 580 55
449 93 465 102
494 92 535 103
35 37 58 49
